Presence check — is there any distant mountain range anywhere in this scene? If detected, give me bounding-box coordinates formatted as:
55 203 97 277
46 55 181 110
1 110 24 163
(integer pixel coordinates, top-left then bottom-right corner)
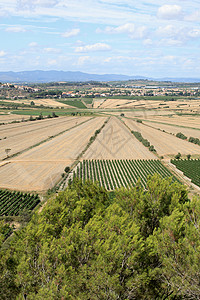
0 70 199 83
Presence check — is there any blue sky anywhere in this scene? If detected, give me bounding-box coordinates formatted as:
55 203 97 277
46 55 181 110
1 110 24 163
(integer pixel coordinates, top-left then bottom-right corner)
0 0 200 78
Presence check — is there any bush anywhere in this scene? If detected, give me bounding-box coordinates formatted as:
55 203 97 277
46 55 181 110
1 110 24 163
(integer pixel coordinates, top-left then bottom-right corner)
149 145 156 152
176 132 187 140
175 152 181 159
65 166 70 173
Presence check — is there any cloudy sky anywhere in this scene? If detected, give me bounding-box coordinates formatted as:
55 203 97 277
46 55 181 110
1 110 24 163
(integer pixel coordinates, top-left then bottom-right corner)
0 0 200 78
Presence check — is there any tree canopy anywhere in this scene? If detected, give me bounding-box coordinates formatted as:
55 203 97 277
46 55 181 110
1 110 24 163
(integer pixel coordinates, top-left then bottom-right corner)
1 175 200 299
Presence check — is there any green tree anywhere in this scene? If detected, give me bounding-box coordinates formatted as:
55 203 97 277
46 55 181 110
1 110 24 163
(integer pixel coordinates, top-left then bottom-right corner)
175 152 181 159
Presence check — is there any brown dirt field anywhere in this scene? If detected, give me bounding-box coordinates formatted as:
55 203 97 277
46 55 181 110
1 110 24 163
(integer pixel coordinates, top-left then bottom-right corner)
0 161 68 191
99 99 136 109
143 115 200 129
0 98 72 108
104 110 171 118
83 116 157 160
0 116 92 160
124 118 200 157
143 120 200 139
0 117 106 191
0 113 29 123
97 97 200 112
93 98 105 108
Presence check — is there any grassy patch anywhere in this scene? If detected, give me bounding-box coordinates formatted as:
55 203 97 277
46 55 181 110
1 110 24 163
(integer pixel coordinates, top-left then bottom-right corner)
59 100 87 108
82 98 93 104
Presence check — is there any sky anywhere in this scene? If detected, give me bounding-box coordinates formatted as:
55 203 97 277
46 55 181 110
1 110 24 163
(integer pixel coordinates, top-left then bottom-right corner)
0 0 200 78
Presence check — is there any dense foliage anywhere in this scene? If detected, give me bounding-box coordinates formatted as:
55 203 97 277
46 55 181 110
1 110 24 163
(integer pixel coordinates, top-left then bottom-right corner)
1 175 200 299
0 220 13 243
189 136 200 145
176 132 187 140
73 159 178 190
171 158 200 187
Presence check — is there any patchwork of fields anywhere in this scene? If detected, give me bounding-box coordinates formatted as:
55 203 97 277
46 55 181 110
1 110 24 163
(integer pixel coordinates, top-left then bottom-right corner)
0 109 200 194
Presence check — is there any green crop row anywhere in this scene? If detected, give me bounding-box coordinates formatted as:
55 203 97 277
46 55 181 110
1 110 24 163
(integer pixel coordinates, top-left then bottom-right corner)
73 159 178 190
171 159 200 187
0 190 40 216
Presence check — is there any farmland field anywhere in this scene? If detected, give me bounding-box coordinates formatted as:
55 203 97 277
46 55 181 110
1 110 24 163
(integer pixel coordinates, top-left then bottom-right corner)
142 120 200 140
98 97 200 112
0 117 107 191
73 159 178 190
171 159 200 187
139 115 200 129
0 116 92 160
0 189 40 216
58 100 87 108
0 113 30 123
0 98 71 108
124 118 200 157
83 117 157 160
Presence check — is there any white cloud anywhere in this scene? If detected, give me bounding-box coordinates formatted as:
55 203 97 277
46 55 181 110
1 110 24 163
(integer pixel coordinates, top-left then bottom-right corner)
0 50 6 57
157 5 183 20
44 47 61 53
156 25 200 43
5 26 26 32
104 23 147 39
143 39 153 46
28 42 38 47
75 43 111 53
156 25 177 38
47 59 57 65
185 10 200 22
77 56 90 66
158 39 183 47
62 28 80 38
17 0 59 10
187 28 200 38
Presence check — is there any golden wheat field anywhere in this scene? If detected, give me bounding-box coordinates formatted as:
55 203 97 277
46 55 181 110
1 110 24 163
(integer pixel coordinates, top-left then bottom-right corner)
0 117 106 191
83 117 156 160
124 118 200 157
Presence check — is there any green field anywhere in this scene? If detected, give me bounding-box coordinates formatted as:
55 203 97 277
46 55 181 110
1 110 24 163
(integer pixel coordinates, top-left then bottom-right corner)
73 159 178 190
171 159 200 187
59 100 87 108
82 98 93 104
0 189 40 216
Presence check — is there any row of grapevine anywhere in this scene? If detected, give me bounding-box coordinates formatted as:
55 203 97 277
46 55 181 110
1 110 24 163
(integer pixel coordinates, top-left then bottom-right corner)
171 159 200 187
73 159 178 190
0 189 40 216
0 222 13 240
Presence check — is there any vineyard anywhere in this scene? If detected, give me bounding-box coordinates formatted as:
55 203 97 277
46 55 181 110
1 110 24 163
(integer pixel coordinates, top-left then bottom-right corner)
0 190 40 216
73 159 178 190
171 159 200 187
